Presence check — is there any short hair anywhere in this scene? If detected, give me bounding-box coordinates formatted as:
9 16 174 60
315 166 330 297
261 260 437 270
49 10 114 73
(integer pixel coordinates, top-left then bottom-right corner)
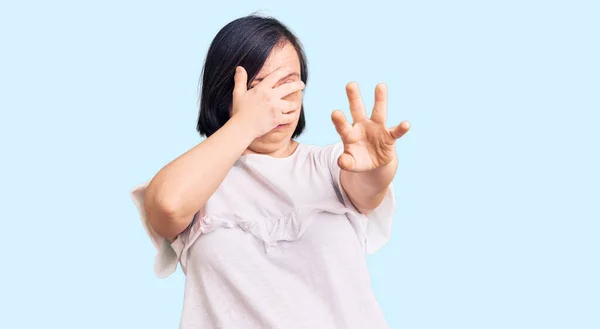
196 15 308 138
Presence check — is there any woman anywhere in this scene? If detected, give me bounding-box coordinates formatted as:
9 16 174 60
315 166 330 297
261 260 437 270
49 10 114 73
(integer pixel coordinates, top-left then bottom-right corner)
131 14 410 329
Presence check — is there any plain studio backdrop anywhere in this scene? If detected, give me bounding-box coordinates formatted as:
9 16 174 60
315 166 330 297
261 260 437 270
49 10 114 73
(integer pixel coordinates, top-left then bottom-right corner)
0 1 598 328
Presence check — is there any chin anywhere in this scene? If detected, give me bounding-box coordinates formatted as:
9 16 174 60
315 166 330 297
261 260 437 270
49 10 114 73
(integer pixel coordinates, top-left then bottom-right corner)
249 124 297 153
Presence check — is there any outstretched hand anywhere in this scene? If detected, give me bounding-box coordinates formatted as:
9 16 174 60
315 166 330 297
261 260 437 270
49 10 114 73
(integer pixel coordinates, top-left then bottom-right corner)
332 82 410 172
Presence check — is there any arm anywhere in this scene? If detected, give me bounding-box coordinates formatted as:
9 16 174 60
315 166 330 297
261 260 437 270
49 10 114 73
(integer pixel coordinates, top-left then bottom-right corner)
331 82 410 216
341 153 398 215
144 66 304 240
144 117 255 240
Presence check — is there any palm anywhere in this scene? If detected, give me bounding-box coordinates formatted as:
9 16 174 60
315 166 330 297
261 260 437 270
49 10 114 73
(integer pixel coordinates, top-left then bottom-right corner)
332 82 410 172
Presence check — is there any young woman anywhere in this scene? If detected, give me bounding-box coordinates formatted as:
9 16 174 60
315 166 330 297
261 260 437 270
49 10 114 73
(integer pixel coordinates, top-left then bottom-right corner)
131 14 410 329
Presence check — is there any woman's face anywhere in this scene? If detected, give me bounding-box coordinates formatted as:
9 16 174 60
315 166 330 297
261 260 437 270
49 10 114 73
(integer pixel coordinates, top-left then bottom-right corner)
247 41 303 153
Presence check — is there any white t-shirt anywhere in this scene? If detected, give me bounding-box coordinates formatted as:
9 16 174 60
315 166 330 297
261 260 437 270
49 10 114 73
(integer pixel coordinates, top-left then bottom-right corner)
131 142 396 329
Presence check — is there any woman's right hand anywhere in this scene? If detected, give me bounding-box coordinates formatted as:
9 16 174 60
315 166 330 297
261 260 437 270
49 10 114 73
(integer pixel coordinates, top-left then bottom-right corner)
231 66 305 139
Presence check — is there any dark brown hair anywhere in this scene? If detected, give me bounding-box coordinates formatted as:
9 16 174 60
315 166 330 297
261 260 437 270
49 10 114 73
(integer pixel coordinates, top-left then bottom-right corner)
197 15 308 138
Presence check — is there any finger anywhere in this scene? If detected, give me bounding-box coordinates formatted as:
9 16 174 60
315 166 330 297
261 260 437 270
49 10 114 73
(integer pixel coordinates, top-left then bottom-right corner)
331 110 353 141
233 66 248 98
278 112 298 125
370 83 388 124
389 121 411 139
274 99 300 114
258 66 293 89
273 80 305 99
337 153 355 171
345 82 367 122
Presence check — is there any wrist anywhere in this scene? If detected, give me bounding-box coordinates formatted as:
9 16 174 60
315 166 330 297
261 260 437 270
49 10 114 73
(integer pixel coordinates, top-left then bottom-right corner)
225 115 258 145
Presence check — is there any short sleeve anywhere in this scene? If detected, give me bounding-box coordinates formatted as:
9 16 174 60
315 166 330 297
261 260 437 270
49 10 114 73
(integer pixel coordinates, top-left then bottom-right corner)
322 142 397 254
130 181 194 278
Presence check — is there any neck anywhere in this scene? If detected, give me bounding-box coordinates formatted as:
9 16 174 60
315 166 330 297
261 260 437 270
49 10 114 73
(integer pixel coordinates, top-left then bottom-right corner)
244 139 298 158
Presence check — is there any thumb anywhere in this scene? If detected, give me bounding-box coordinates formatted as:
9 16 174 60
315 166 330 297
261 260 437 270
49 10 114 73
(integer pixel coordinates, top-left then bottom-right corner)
331 110 352 142
337 153 355 171
233 66 248 97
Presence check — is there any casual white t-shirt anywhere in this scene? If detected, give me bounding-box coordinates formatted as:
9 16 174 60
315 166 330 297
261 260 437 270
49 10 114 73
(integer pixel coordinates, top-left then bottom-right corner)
131 142 396 329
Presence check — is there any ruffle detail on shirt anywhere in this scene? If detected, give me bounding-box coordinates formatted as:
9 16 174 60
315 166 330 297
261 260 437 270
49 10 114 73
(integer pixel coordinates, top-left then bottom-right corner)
183 203 353 255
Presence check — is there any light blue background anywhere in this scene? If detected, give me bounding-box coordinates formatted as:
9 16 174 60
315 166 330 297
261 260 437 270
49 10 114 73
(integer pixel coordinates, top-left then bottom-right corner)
1 0 598 328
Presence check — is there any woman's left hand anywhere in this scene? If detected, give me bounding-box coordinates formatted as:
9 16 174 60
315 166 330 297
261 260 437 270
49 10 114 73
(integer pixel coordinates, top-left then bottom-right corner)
332 82 411 172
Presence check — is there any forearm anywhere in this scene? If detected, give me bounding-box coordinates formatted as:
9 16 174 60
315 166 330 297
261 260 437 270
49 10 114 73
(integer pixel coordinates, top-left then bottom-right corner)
341 153 398 214
144 116 254 239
